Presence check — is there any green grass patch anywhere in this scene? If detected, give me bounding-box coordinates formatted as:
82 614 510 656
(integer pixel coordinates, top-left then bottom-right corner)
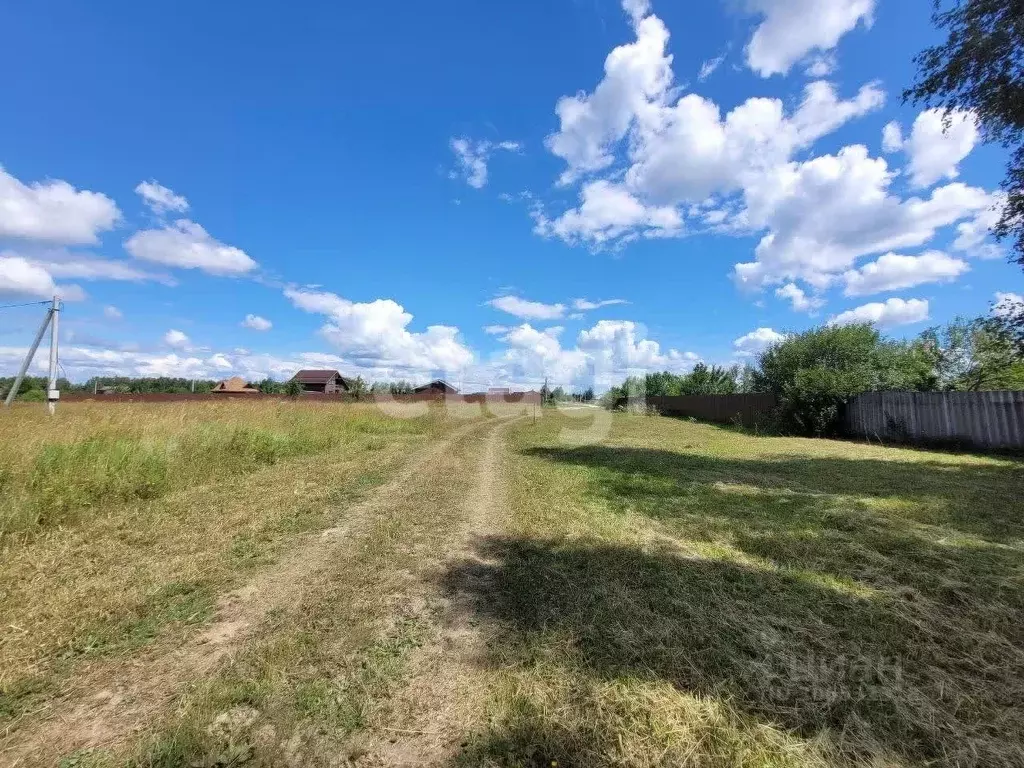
60 581 215 661
293 616 425 734
448 412 1024 768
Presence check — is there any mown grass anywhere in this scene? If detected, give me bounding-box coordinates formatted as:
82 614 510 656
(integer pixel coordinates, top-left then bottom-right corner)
0 400 449 734
118 418 490 768
449 412 1024 768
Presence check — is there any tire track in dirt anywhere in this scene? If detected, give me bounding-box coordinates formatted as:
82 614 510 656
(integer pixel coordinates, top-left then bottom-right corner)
356 416 523 766
0 417 496 768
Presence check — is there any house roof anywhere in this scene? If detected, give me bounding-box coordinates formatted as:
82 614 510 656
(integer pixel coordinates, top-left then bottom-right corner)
215 376 259 393
414 379 458 393
292 369 345 384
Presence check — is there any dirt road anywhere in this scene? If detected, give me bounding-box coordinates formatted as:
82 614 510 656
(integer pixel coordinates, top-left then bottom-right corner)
1 415 518 767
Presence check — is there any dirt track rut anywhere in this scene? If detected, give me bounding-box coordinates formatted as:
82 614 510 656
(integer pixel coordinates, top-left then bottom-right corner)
0 416 504 767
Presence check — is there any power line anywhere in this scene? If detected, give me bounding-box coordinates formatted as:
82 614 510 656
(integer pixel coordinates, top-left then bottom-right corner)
0 300 52 311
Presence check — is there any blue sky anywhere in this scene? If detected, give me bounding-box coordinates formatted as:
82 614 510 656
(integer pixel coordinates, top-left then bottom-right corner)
1 0 1021 390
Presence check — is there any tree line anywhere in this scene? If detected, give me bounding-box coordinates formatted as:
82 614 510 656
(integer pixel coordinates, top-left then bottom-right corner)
607 308 1024 436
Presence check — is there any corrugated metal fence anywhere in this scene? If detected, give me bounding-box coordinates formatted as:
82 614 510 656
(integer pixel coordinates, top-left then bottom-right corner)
634 394 780 428
618 391 1024 449
842 391 1024 450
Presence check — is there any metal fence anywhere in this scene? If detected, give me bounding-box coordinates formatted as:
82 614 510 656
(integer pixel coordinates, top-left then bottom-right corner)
636 394 780 428
842 391 1024 450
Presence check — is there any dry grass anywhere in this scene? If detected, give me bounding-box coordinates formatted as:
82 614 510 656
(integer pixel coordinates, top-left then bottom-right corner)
447 412 1024 767
0 400 452 735
110 416 498 767
5 403 1022 767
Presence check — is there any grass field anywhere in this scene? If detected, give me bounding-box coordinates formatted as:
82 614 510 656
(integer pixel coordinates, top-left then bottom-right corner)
1 402 1021 767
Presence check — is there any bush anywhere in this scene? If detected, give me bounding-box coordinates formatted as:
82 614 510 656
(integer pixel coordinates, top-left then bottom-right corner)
754 324 934 436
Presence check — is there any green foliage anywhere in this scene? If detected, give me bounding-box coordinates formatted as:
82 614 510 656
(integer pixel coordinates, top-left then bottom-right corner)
76 377 217 394
606 364 741 405
256 378 282 394
1 376 72 401
348 375 367 400
753 324 935 436
906 0 1024 267
369 380 414 395
284 380 302 397
920 315 1024 391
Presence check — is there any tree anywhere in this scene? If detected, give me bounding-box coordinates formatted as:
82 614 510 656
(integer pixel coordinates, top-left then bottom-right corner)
257 378 282 394
678 363 738 395
992 293 1024 353
349 376 367 400
284 379 302 397
905 0 1024 270
919 315 1024 390
754 324 936 436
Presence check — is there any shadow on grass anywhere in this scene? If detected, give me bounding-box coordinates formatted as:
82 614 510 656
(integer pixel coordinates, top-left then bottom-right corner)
444 444 1024 766
526 445 1024 543
445 536 1024 767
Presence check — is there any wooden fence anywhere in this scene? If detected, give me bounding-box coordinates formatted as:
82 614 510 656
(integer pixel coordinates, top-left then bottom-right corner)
842 391 1024 450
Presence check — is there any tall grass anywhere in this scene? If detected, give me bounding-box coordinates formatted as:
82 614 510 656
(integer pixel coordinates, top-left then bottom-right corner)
0 400 450 731
0 401 429 536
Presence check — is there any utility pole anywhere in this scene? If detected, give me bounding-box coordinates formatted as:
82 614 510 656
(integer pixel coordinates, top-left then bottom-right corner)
3 298 57 409
46 296 60 415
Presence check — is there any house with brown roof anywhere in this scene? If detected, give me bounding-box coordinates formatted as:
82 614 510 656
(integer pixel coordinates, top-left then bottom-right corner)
413 379 458 395
290 369 351 394
212 376 259 393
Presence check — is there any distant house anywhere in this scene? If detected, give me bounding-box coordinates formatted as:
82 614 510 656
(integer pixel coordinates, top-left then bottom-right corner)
212 376 259 394
291 369 350 394
488 387 511 397
414 379 458 395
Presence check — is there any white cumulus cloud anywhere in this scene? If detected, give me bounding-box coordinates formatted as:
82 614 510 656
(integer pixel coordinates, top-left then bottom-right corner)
573 298 629 311
488 295 567 320
544 7 672 186
829 297 929 328
492 318 698 390
0 254 84 301
903 109 979 188
104 306 123 320
882 121 903 153
0 166 120 245
744 0 875 77
135 181 189 215
775 283 824 313
842 251 968 296
733 145 991 290
733 327 786 356
164 329 190 348
241 314 272 331
534 180 682 246
449 138 521 189
125 219 257 275
953 192 1005 259
285 287 474 376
